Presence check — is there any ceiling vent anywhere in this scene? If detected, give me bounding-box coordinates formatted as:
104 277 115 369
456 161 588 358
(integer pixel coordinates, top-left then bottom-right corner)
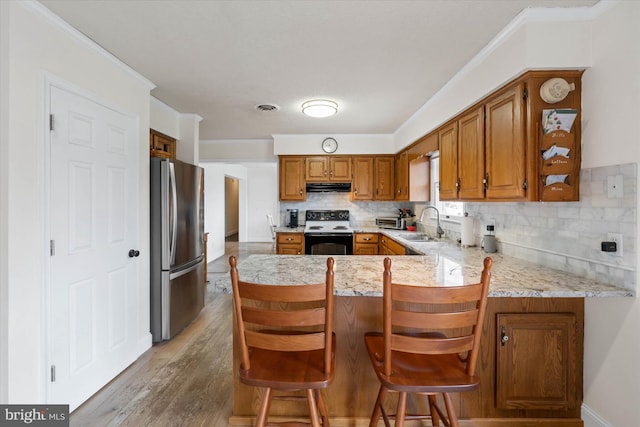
255 104 279 112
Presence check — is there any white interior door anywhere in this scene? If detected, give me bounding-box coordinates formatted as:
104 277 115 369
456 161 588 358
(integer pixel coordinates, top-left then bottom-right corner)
48 85 140 410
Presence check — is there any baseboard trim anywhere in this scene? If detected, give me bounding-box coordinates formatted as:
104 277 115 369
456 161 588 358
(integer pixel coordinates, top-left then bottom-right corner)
582 404 612 427
228 416 583 427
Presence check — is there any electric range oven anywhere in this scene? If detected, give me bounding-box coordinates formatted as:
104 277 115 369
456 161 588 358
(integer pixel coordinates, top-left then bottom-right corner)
304 210 353 255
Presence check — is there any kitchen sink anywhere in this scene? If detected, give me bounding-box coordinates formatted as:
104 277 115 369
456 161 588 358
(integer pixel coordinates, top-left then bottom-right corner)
401 234 436 242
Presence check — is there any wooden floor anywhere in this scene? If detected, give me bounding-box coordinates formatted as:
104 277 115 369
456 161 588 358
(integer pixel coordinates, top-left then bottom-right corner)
70 241 272 427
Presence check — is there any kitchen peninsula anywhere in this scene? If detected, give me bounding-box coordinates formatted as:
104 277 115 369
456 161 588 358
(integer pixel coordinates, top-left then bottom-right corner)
216 247 631 426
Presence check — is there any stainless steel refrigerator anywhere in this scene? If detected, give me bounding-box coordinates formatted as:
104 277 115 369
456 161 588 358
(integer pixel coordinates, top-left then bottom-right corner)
150 157 205 342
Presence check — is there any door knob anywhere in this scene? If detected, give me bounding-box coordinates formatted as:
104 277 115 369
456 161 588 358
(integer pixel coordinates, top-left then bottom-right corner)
128 249 140 258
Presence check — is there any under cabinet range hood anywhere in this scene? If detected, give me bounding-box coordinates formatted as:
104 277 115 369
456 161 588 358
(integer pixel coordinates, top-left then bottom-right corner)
306 182 352 193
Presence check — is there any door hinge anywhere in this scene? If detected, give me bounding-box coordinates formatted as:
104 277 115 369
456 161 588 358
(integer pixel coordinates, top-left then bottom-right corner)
49 114 54 131
50 240 55 256
522 89 528 100
51 365 56 382
523 179 528 191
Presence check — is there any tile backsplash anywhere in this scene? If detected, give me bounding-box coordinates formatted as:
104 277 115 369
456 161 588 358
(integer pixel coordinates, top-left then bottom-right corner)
279 163 637 291
280 193 412 228
465 163 637 291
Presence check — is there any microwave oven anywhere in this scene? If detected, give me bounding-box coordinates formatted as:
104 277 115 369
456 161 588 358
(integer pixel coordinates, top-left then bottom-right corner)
376 217 406 230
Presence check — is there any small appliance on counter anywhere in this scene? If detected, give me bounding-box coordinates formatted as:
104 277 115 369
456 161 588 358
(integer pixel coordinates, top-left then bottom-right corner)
376 217 406 230
376 209 413 230
287 208 299 228
482 225 497 253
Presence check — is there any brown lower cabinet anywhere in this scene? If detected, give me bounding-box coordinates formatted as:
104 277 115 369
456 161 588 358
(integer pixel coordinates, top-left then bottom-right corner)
275 232 304 255
353 233 379 255
230 296 583 426
379 235 405 255
497 312 579 411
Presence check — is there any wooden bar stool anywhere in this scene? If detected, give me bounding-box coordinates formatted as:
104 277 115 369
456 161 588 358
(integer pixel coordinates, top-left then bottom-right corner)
365 257 492 427
229 256 336 427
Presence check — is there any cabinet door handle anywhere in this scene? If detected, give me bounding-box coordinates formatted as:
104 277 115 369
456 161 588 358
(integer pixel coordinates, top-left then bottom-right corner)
500 325 509 346
483 173 489 191
456 177 461 192
299 189 303 195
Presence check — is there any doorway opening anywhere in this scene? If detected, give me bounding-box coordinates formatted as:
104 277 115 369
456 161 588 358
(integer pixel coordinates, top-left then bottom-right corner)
225 176 239 242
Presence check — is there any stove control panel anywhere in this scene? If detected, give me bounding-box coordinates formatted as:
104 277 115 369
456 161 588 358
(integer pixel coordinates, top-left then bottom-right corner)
306 210 350 221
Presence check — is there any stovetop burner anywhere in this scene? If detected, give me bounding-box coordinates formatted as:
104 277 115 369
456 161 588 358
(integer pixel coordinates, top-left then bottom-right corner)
304 210 352 234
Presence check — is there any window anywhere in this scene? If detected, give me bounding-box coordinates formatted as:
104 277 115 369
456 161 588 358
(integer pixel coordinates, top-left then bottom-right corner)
430 154 464 219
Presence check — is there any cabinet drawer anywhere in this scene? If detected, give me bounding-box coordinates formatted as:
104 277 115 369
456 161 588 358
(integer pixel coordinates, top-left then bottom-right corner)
355 233 379 244
277 233 303 244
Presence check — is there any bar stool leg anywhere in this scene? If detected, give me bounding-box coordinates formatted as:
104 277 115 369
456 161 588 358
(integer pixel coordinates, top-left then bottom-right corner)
255 387 272 427
428 394 441 426
369 385 388 427
395 391 407 427
315 390 330 427
306 389 321 427
443 392 459 427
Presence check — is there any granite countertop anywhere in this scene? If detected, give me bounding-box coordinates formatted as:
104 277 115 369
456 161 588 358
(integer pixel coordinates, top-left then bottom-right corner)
258 226 633 297
215 249 632 299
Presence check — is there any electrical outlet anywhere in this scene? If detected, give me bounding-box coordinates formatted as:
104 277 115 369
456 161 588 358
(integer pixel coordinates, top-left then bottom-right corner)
607 233 623 257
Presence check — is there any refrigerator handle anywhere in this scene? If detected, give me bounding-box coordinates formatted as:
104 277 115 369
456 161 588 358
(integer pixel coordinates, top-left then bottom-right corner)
169 161 178 266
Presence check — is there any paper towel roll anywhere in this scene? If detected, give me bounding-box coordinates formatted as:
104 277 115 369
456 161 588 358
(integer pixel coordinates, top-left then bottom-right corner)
460 215 475 247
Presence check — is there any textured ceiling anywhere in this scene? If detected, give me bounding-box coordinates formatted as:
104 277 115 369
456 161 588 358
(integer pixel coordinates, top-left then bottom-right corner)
39 0 598 141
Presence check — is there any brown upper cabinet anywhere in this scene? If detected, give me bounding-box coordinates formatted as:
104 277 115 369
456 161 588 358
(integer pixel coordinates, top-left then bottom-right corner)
395 151 409 201
435 70 582 202
150 129 176 159
279 156 306 201
438 121 459 200
374 156 396 200
351 156 395 201
305 156 352 182
351 156 375 200
485 84 526 200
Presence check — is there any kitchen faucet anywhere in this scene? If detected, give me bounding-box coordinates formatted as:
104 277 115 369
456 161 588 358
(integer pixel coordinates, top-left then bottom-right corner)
419 206 444 239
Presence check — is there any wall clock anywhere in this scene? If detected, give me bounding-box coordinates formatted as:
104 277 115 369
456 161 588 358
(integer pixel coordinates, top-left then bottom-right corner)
322 137 338 153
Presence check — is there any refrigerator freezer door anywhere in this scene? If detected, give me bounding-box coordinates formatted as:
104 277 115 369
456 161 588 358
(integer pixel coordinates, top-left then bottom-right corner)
167 257 205 340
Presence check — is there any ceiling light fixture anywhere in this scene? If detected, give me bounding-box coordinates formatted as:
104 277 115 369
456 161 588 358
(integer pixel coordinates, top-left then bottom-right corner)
302 99 338 118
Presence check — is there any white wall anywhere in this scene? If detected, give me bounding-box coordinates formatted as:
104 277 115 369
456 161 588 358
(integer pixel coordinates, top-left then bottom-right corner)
202 162 278 262
244 163 279 241
394 8 592 151
394 2 640 425
150 97 203 164
579 3 640 426
274 134 394 155
3 1 154 404
150 96 180 138
0 0 10 405
225 177 239 236
177 114 202 164
200 139 277 162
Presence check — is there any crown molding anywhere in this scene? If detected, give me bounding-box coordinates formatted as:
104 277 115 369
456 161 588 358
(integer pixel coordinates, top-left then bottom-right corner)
396 1 611 141
20 0 155 90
